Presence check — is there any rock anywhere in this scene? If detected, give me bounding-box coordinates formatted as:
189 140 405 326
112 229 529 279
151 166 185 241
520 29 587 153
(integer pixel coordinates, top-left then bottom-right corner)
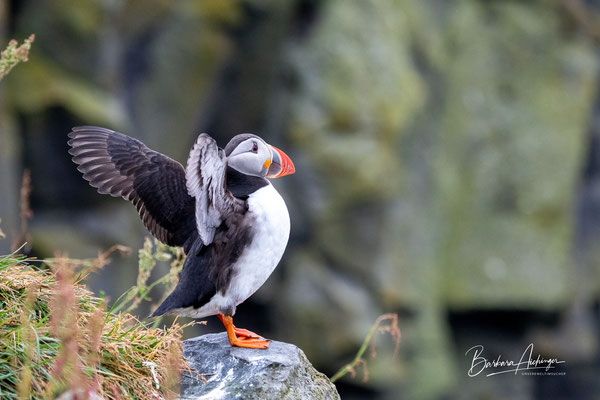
180 333 340 400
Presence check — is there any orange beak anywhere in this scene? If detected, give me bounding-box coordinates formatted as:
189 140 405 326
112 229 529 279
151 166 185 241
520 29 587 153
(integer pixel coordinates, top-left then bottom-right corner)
267 145 295 178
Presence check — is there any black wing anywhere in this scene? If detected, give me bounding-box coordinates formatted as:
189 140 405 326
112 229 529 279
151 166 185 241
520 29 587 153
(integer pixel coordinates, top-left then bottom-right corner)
68 126 196 249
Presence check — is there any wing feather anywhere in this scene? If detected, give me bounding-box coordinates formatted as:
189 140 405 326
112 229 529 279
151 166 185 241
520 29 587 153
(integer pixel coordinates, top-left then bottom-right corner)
68 126 196 249
185 134 244 246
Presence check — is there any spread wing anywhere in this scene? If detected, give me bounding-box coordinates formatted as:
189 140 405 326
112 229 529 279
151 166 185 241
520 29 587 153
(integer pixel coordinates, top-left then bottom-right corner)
67 126 196 249
186 134 245 246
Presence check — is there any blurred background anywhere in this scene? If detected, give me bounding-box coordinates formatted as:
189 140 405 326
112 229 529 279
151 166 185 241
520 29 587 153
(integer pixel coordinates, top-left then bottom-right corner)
1 0 600 399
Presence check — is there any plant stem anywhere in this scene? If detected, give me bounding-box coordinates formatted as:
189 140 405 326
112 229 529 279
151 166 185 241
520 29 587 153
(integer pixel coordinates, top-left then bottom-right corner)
330 313 399 383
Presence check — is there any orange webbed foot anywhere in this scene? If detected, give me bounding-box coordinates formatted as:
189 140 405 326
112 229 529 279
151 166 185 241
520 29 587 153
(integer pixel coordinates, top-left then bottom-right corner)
218 314 270 349
233 327 264 339
230 336 270 349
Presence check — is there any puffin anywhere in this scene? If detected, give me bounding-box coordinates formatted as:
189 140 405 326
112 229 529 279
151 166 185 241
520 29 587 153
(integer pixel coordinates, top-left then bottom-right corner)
68 126 295 349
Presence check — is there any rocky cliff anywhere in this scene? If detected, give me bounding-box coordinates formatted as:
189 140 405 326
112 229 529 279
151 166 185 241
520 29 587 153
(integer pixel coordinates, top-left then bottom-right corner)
180 333 340 400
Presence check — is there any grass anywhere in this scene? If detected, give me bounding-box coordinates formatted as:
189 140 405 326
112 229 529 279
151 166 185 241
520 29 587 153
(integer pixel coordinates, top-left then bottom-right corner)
0 239 192 399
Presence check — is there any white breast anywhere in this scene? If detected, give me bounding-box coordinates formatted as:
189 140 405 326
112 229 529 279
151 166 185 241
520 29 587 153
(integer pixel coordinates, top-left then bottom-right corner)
184 183 290 318
228 183 290 304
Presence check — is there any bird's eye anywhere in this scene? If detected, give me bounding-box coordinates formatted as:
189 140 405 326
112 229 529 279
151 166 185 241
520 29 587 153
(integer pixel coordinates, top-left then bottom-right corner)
251 142 258 153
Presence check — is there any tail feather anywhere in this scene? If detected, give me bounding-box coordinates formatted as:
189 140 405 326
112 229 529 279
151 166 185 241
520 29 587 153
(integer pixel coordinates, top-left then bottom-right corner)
148 300 173 318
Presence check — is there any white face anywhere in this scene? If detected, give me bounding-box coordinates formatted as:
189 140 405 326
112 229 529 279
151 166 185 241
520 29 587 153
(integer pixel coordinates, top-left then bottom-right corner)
227 137 273 177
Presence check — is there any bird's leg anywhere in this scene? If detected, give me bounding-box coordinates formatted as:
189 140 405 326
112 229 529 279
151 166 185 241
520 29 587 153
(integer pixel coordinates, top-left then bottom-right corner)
217 314 264 339
217 314 270 349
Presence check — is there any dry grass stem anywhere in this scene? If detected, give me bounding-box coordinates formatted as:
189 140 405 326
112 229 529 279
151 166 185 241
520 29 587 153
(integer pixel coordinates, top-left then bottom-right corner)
11 169 33 252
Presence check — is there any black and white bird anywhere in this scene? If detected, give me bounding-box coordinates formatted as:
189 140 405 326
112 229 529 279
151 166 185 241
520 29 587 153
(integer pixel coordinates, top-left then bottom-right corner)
68 126 295 349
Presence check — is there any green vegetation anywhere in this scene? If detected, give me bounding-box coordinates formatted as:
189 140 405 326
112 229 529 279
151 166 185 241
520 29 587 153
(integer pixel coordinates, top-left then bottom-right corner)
111 238 184 315
0 35 34 81
0 239 190 399
330 313 400 383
